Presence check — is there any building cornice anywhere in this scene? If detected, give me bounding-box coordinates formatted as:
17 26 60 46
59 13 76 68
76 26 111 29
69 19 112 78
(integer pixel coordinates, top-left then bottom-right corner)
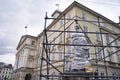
16 35 37 50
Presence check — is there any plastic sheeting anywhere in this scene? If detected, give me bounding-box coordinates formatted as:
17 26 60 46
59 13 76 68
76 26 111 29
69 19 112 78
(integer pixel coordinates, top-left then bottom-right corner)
65 33 91 71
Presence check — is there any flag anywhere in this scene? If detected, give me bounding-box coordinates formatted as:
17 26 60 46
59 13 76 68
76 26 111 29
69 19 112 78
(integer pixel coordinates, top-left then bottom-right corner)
56 4 59 6
56 4 59 10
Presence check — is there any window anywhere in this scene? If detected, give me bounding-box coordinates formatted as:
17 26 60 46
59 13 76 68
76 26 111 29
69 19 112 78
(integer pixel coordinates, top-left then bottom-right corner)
82 12 86 19
60 20 63 27
112 26 115 32
106 34 110 44
107 50 112 62
31 41 35 45
100 19 107 28
115 39 120 47
96 31 100 41
93 18 98 26
100 19 103 26
66 13 71 22
117 54 120 63
97 47 102 60
84 48 89 58
67 27 71 38
58 52 62 60
58 47 62 60
100 72 104 79
109 55 112 62
115 41 118 46
52 52 55 61
51 42 56 62
102 23 107 28
83 26 88 35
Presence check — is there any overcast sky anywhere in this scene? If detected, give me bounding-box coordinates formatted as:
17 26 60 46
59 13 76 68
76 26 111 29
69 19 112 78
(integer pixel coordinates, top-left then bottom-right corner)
0 0 120 65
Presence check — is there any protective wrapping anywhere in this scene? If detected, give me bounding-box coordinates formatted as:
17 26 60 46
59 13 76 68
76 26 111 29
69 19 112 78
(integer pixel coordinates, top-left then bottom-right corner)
65 25 92 72
71 33 91 71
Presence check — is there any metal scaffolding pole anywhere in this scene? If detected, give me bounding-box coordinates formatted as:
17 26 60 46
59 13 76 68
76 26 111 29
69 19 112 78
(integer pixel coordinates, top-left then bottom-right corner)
46 17 120 25
39 12 48 80
39 14 120 80
98 16 108 79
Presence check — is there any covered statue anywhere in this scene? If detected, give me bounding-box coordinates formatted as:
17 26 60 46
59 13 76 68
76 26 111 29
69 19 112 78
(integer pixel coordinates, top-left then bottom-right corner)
65 22 91 72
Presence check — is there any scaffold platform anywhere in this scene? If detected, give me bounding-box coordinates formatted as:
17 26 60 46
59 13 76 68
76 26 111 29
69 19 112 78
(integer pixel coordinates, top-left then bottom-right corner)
63 71 93 80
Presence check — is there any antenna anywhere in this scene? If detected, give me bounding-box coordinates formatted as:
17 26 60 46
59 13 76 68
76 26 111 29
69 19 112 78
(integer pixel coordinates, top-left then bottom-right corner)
25 26 27 35
56 4 59 10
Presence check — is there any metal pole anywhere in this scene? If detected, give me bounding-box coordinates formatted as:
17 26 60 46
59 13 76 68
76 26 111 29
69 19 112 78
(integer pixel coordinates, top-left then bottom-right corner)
63 15 65 73
98 16 108 79
76 19 95 46
101 49 120 61
44 26 50 80
46 17 119 25
95 46 99 72
44 43 119 47
39 12 48 80
47 30 120 35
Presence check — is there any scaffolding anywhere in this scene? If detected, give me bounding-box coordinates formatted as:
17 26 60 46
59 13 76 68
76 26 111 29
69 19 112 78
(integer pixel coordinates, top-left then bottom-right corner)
39 13 120 80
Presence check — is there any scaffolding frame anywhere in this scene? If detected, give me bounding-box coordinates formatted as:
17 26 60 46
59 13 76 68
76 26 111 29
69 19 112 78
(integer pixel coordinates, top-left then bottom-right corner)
39 13 120 80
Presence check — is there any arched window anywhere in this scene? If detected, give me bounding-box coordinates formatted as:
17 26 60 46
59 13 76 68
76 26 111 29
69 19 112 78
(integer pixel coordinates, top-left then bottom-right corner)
25 73 31 80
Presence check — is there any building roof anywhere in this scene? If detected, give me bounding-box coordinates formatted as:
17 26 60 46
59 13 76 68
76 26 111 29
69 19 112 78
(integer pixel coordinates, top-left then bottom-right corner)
37 1 120 38
4 64 13 69
16 35 37 50
0 62 13 69
39 1 119 34
0 62 5 67
51 9 62 17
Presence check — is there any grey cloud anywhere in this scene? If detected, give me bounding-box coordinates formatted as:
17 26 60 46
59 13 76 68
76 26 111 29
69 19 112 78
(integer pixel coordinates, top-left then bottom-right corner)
0 30 19 55
0 48 16 55
0 0 45 55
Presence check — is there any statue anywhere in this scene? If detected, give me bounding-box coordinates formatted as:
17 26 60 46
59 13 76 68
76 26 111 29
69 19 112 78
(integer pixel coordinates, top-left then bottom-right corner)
71 23 91 71
65 23 92 72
